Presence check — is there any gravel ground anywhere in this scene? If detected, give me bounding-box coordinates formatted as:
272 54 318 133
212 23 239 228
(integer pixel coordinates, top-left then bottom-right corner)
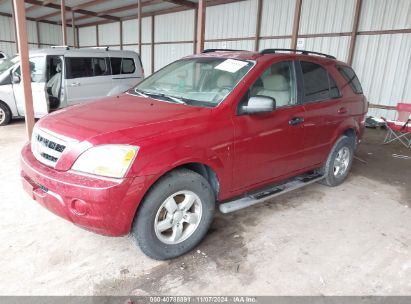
0 120 410 295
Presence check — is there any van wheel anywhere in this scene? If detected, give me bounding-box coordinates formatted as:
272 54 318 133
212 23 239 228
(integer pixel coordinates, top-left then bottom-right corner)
320 136 354 187
0 102 11 126
131 168 215 260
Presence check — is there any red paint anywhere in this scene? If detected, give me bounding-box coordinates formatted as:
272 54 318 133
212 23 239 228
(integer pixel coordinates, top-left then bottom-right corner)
20 51 367 236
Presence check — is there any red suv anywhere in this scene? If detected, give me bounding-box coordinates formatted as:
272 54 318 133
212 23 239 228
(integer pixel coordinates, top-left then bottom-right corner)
21 49 367 260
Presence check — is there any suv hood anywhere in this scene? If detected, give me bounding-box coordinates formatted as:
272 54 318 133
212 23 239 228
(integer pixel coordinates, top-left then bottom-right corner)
37 94 211 144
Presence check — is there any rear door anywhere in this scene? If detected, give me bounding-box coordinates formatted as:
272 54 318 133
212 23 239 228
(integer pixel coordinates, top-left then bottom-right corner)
298 60 345 167
12 56 49 117
232 60 306 191
64 56 112 105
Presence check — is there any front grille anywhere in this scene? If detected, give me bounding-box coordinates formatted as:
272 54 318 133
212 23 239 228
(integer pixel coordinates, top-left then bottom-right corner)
31 129 68 167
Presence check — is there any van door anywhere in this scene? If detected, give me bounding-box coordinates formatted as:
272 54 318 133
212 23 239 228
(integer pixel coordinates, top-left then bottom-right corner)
12 56 49 117
64 56 112 105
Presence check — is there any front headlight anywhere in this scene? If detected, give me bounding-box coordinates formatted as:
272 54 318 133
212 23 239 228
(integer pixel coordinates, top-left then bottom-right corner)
71 145 139 178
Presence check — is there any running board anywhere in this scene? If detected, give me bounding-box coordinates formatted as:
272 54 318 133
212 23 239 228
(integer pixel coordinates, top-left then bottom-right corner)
219 173 325 214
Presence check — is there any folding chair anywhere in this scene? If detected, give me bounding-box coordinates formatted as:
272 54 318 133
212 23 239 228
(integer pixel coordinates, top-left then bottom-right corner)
382 103 411 148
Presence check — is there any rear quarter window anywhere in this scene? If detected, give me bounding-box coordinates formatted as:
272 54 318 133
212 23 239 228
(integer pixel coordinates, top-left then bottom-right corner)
110 57 136 75
336 65 363 94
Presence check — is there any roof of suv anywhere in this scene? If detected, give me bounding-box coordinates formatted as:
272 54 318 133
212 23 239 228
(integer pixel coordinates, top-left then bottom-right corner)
189 49 347 66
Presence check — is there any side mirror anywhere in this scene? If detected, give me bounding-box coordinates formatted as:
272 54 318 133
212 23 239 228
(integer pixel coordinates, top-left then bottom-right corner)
242 96 275 114
12 74 20 84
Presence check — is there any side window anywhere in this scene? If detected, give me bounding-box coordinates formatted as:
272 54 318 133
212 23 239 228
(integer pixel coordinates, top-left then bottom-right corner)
65 57 93 79
329 74 341 98
122 58 135 74
337 65 363 94
249 61 296 107
15 57 46 83
110 58 136 75
110 58 122 75
301 61 341 102
92 58 108 76
301 61 329 102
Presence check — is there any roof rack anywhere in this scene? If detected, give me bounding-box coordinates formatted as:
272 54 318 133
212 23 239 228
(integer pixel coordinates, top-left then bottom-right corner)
51 45 70 50
260 48 336 59
202 48 246 53
89 46 110 51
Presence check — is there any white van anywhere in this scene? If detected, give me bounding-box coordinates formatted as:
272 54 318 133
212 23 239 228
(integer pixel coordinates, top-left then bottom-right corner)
0 47 144 126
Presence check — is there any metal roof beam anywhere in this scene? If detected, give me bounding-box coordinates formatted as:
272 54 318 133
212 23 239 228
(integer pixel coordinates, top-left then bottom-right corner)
24 0 120 21
67 0 162 24
35 0 110 21
162 0 196 9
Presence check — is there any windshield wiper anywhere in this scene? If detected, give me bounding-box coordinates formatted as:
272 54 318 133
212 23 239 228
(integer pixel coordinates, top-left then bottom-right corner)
142 91 187 105
134 89 149 97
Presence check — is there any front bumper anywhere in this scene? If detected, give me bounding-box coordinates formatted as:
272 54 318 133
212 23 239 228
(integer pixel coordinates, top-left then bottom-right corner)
20 143 151 236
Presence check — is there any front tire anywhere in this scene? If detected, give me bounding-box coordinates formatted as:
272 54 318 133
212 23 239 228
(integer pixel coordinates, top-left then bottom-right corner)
320 136 354 187
131 168 215 260
0 102 11 126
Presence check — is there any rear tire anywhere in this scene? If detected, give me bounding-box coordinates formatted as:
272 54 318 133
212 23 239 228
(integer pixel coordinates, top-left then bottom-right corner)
131 168 215 260
320 136 354 187
0 102 11 126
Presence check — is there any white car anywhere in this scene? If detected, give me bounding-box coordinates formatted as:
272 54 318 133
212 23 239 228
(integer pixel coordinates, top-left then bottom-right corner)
0 47 144 126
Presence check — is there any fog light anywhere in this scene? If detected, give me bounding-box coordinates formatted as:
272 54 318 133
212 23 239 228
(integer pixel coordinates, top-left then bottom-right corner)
71 199 89 216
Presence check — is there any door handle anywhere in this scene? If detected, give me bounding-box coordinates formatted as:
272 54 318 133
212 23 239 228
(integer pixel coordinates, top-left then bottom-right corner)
289 117 304 126
69 82 80 87
338 107 347 114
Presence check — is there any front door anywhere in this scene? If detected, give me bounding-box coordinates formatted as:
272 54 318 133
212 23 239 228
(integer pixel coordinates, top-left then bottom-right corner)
232 60 306 191
12 56 49 117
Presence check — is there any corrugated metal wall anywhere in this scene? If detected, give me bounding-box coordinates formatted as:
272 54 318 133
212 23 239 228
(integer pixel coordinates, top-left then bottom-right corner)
154 10 195 72
1 0 409 119
352 0 411 119
0 15 16 55
0 14 74 56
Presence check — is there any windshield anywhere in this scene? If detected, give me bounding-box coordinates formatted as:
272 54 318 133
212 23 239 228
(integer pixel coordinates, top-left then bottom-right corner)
0 55 19 74
131 57 254 108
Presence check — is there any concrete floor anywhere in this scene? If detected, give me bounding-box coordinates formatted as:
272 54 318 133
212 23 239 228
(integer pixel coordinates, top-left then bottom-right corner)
0 120 410 295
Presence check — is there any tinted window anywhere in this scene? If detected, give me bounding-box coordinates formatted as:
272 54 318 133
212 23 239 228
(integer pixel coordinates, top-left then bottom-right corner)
122 58 135 74
249 61 296 107
66 57 93 79
301 61 330 102
110 57 136 75
0 53 4 59
110 58 122 75
92 58 108 76
329 74 341 98
337 65 363 94
66 57 110 79
301 61 341 102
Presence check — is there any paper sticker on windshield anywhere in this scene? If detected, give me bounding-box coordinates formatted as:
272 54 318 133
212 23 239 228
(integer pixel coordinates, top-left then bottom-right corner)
215 59 248 73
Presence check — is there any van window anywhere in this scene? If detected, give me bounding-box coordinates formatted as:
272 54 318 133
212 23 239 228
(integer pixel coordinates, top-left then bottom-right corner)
65 57 109 79
301 61 341 102
110 57 136 75
122 58 135 74
92 58 108 76
66 57 93 79
15 56 46 83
